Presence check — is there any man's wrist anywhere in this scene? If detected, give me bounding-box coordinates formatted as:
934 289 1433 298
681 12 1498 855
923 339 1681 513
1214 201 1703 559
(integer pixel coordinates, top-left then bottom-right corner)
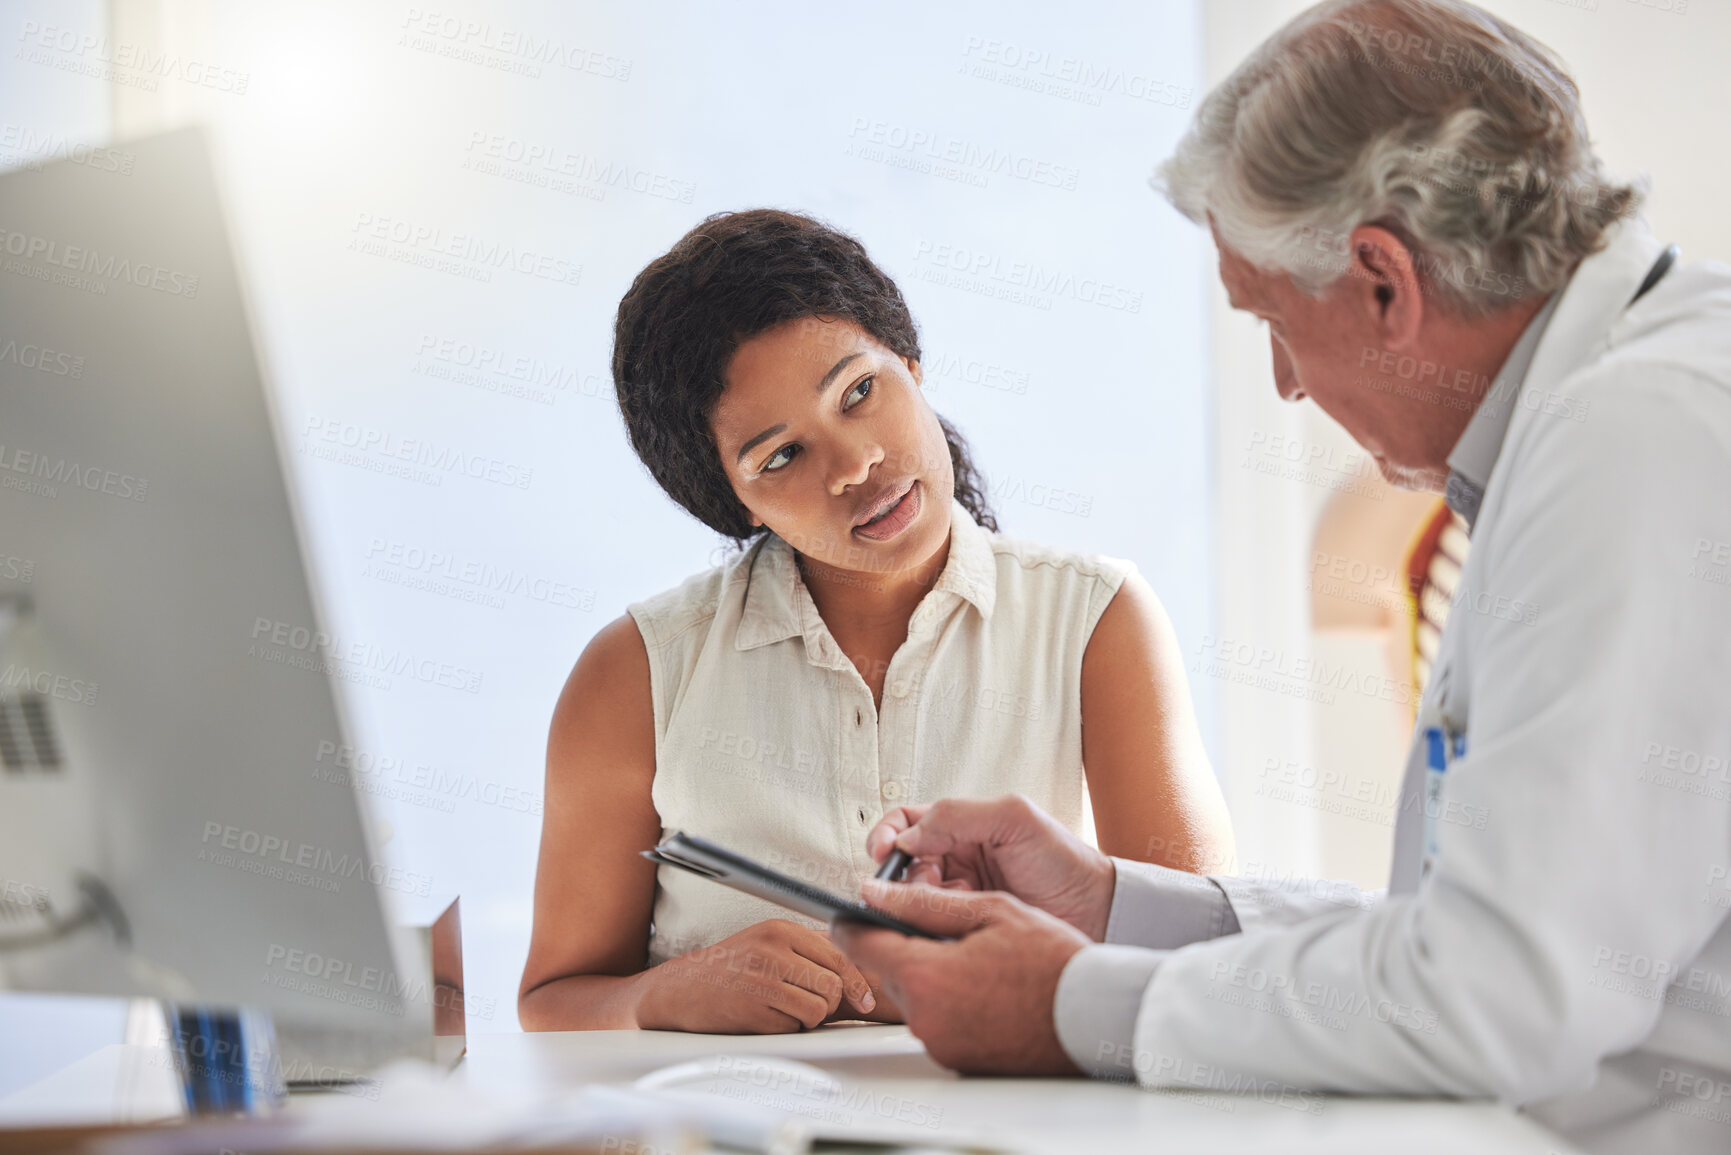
1075 854 1117 941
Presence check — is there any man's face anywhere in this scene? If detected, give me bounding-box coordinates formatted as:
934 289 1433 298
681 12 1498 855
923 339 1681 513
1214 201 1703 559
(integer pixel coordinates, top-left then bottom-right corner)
710 315 955 577
1212 225 1450 491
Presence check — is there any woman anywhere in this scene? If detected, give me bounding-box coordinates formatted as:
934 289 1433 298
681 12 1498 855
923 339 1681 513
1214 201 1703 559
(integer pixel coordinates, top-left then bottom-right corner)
519 209 1232 1033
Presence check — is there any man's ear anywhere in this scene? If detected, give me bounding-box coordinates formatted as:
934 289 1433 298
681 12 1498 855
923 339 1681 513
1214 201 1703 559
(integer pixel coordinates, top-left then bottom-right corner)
1349 225 1424 349
906 357 924 387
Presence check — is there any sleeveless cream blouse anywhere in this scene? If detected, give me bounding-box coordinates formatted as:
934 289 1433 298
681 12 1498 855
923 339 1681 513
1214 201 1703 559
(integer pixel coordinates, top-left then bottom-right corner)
627 499 1132 965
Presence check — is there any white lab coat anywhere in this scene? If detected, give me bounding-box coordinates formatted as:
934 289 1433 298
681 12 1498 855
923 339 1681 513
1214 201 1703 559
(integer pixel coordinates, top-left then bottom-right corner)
1130 222 1731 1155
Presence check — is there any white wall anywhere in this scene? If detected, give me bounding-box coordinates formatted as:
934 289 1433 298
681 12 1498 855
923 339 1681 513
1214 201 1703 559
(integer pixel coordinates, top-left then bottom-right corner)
0 0 107 159
3 0 1214 1032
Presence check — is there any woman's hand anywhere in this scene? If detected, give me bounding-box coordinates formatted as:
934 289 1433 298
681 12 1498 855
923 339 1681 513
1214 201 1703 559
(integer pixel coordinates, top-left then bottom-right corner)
633 919 886 1033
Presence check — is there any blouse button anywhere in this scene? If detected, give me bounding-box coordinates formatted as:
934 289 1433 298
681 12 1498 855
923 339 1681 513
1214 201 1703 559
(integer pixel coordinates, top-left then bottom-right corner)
881 780 903 801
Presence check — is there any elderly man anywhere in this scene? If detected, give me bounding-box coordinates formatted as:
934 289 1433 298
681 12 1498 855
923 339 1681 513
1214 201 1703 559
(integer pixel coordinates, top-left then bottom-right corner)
831 2 1731 1153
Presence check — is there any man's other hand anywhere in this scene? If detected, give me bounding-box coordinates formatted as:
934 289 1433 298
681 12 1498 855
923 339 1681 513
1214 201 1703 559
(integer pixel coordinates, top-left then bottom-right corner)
831 878 1091 1076
865 794 1116 940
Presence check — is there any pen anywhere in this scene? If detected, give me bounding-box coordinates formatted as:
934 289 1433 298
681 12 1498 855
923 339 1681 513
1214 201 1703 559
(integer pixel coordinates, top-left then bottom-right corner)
875 846 913 882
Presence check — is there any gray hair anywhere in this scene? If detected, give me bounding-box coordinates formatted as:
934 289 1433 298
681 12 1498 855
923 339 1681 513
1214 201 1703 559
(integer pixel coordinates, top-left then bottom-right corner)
1156 0 1643 315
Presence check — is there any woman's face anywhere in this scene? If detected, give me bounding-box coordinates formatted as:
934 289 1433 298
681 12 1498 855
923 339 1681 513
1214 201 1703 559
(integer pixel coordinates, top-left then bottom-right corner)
710 315 955 578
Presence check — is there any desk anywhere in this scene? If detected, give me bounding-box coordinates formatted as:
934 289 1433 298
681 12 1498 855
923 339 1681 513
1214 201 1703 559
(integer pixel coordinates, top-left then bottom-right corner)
0 1020 1585 1153
455 1024 1584 1155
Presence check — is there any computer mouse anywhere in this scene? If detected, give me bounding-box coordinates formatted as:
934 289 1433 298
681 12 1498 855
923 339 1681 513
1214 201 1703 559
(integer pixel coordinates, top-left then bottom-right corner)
632 1053 844 1096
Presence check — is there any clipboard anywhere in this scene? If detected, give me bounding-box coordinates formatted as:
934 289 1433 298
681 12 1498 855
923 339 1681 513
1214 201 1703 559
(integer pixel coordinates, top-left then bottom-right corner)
642 831 949 941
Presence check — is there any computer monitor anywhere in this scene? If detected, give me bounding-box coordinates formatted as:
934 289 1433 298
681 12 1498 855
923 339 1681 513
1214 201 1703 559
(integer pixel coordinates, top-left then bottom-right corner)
0 127 449 1082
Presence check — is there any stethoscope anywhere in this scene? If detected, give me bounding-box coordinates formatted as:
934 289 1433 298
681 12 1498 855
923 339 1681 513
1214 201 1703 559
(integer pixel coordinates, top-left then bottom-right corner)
1630 243 1681 306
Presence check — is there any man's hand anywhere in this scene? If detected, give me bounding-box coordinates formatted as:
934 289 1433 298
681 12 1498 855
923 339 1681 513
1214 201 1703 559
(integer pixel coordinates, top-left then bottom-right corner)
866 794 1116 940
830 878 1091 1076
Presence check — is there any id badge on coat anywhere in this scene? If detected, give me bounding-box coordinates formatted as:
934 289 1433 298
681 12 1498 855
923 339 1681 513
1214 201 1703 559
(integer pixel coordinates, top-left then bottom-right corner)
1391 663 1465 894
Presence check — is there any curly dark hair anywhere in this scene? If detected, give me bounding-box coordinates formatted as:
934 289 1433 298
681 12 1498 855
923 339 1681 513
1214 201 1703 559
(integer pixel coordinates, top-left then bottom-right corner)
611 209 997 542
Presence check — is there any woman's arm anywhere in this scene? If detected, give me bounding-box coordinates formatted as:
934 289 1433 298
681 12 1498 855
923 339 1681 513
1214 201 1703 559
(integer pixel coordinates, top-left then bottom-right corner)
1080 572 1236 874
518 614 664 1030
517 614 883 1032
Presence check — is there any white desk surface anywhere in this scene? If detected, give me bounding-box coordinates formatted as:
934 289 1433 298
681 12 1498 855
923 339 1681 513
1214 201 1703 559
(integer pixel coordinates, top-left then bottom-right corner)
455 1024 1583 1155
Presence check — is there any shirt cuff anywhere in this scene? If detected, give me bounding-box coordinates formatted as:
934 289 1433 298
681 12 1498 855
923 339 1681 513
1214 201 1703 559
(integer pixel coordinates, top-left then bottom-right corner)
1053 944 1166 1080
1104 858 1241 948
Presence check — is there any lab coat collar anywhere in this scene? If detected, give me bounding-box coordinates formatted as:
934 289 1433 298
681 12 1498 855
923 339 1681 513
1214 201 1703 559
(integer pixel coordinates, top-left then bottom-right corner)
1523 218 1666 395
734 497 996 652
1443 291 1563 526
1467 219 1665 512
